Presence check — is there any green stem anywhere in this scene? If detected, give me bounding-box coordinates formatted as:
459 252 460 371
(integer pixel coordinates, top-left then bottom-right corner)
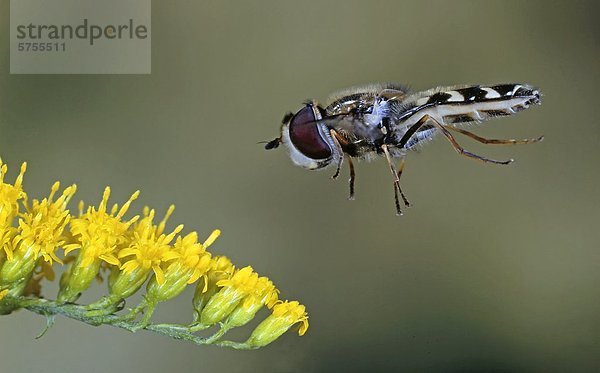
189 322 211 332
6 296 257 349
212 340 257 350
203 324 230 344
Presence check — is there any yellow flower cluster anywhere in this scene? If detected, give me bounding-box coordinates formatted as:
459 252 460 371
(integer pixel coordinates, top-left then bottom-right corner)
0 158 308 348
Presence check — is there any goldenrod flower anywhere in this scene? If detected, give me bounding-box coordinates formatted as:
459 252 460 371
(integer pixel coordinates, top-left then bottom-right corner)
118 209 183 286
66 187 140 266
0 158 308 349
177 230 220 284
0 160 26 223
199 266 266 327
132 230 218 327
0 225 15 268
223 276 279 329
18 182 75 264
192 255 235 320
0 160 27 262
58 187 139 303
87 207 180 311
0 182 75 296
120 204 174 249
145 230 218 303
245 301 309 348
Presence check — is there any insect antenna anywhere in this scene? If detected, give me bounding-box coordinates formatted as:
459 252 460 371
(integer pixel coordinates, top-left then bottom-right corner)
260 138 282 150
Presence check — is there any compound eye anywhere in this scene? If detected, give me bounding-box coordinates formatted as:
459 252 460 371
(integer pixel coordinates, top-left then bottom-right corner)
288 105 332 160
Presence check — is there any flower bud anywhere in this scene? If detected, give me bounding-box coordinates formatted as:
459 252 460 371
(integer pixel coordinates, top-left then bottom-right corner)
192 255 234 319
199 266 258 326
224 276 278 329
145 254 210 303
145 231 215 304
245 301 309 348
58 254 101 303
87 265 151 310
0 247 38 287
111 265 150 298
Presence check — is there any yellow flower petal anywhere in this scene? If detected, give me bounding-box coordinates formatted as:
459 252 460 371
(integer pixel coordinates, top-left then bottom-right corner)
152 265 165 285
99 254 120 266
202 229 221 249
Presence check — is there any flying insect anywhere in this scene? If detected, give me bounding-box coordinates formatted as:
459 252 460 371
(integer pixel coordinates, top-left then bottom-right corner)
265 83 542 215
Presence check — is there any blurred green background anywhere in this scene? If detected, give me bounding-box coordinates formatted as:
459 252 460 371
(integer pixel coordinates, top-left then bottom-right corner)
1 0 599 371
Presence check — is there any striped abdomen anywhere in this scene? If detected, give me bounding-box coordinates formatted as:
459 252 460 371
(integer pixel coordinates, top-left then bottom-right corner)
398 83 541 128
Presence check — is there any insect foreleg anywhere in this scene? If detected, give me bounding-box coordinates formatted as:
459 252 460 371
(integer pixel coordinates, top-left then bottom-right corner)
331 159 342 179
347 156 356 200
329 129 345 179
329 129 358 201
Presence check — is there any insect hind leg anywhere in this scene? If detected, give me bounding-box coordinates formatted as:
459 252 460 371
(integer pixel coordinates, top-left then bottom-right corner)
435 122 514 165
446 126 544 145
402 114 514 165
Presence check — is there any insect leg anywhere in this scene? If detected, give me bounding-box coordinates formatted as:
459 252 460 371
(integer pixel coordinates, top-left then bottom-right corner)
432 119 514 164
329 129 357 199
331 159 342 179
398 115 431 149
406 114 514 165
347 156 356 200
445 126 544 145
329 129 345 179
382 144 405 216
396 158 411 207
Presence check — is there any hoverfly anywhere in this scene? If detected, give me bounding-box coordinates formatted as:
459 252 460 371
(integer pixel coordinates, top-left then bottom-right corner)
265 83 542 215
